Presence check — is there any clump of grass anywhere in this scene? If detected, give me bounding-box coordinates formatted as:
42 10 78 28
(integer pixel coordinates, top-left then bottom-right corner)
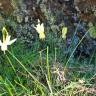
0 42 95 95
0 25 96 95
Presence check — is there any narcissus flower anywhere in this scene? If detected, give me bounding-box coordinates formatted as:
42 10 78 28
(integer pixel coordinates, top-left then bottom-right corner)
0 27 17 54
62 27 68 39
34 19 45 40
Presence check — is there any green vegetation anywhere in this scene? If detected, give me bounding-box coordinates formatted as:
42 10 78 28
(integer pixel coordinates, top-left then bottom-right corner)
0 26 96 96
0 0 96 95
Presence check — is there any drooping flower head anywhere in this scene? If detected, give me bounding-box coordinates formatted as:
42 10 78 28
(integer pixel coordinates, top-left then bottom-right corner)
62 27 68 39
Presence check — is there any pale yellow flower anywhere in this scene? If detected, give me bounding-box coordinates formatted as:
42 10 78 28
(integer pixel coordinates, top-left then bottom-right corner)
62 27 67 39
0 27 17 54
34 19 45 40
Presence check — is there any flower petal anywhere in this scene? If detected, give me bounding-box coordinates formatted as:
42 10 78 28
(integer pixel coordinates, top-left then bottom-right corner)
0 40 2 46
8 38 17 45
6 35 11 43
